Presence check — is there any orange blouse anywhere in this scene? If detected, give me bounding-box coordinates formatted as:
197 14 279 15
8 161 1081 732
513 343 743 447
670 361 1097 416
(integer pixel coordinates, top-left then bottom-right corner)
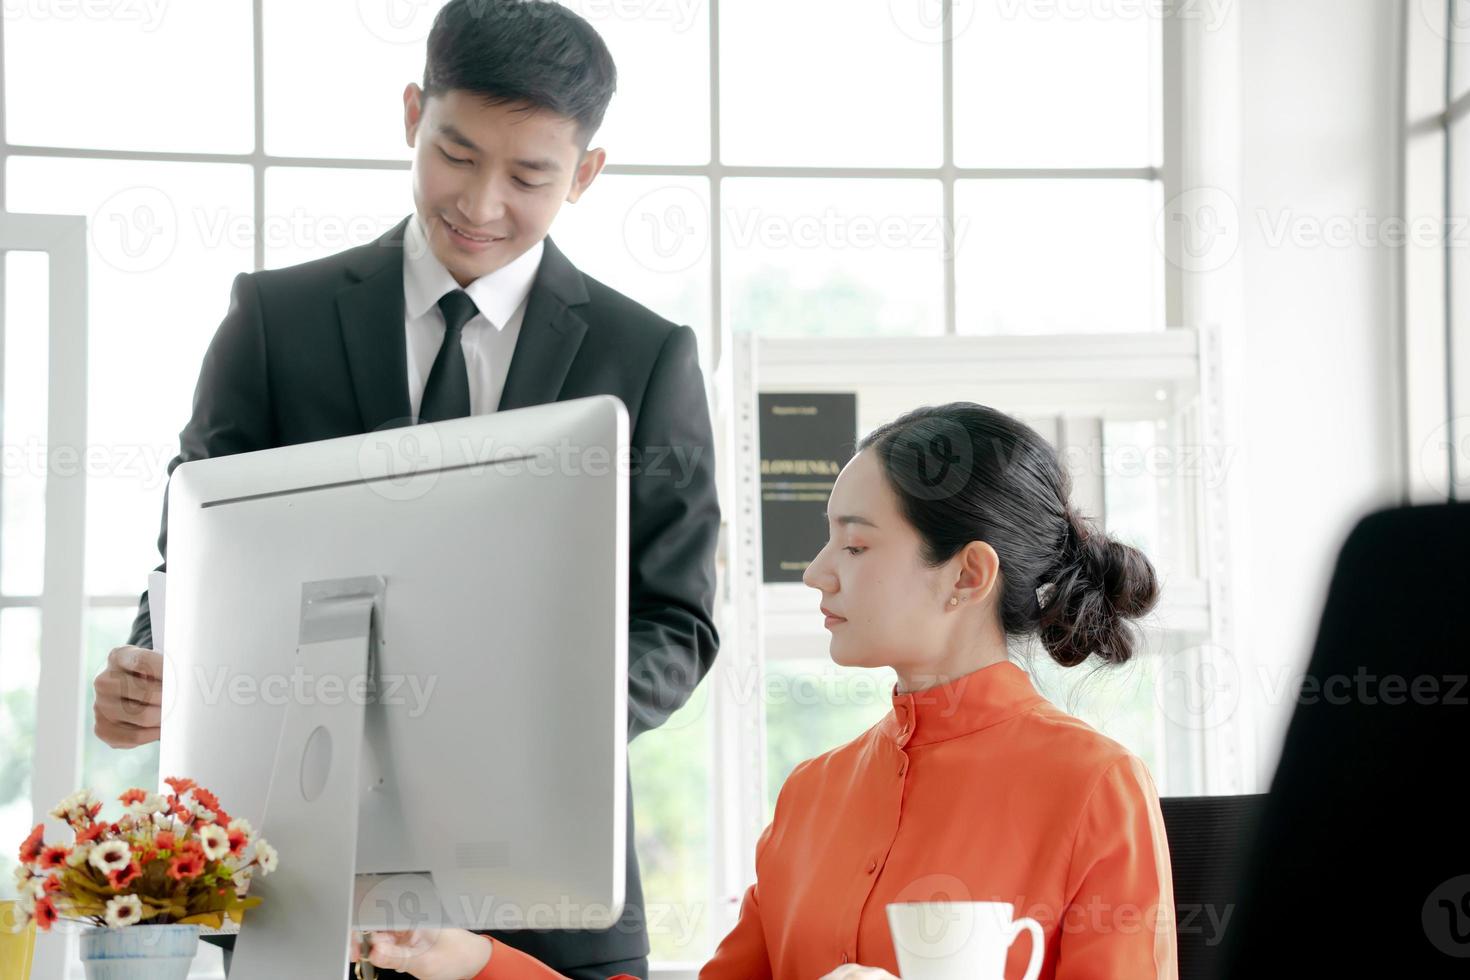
478 659 1177 980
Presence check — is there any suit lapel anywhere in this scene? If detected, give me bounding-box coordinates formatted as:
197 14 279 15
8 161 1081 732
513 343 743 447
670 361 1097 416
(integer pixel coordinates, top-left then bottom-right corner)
335 220 591 429
497 235 591 412
337 216 413 432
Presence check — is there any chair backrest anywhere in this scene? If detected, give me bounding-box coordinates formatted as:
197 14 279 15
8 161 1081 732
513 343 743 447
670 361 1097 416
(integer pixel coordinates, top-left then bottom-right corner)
1221 503 1470 975
1158 794 1268 980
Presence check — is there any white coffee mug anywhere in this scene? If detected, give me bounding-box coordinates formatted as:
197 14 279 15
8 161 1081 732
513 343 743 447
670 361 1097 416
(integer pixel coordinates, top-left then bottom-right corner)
887 901 1045 980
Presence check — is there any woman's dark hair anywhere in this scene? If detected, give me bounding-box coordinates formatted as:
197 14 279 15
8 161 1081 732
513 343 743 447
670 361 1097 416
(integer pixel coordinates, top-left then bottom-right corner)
857 402 1159 668
423 0 618 149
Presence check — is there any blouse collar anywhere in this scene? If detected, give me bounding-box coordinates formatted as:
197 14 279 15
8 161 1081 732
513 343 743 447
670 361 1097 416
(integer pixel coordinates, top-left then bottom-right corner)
881 660 1047 749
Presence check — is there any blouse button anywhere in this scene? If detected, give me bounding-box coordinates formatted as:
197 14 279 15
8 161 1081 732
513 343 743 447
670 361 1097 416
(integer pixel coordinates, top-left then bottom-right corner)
841 953 850 964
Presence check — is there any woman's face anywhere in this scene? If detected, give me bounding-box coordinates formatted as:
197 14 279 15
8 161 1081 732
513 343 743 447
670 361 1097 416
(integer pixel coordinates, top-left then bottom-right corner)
803 449 967 678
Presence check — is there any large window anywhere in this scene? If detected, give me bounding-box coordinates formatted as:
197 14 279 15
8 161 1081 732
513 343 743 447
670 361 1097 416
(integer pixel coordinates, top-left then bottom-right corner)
0 2 1199 976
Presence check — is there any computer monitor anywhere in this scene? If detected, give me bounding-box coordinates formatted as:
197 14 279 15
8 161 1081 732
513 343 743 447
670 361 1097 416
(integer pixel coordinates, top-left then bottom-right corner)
157 395 628 977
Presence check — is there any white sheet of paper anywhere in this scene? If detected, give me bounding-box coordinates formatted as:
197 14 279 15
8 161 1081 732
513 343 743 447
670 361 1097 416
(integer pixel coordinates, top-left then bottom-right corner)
148 570 166 652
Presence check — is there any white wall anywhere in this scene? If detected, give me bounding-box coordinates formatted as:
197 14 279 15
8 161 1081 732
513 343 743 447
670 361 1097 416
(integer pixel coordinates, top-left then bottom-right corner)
1234 0 1405 782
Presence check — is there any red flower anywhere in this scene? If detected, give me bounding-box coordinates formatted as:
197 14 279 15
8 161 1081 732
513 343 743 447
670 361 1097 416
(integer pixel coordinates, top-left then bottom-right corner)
169 798 196 825
227 827 249 856
154 831 176 851
108 860 142 889
176 838 204 859
34 897 58 931
18 824 45 863
42 876 62 895
139 848 158 865
118 788 148 807
85 802 102 821
38 846 69 871
167 851 205 881
164 777 196 796
75 822 108 845
193 788 220 812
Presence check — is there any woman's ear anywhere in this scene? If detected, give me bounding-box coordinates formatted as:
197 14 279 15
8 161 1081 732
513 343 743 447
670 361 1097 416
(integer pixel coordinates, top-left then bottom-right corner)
955 541 1001 603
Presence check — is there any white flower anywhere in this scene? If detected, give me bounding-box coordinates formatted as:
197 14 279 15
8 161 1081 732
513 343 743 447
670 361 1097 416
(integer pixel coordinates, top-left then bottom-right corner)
189 800 216 823
198 824 230 862
252 840 278 875
49 789 96 822
11 864 31 889
66 841 94 868
7 905 32 933
231 868 252 898
225 817 254 839
124 792 166 819
22 877 46 901
17 890 35 916
104 894 143 929
89 840 132 875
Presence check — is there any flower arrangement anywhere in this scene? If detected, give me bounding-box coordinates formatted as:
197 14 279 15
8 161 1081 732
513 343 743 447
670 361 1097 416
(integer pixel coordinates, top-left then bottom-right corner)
10 777 276 933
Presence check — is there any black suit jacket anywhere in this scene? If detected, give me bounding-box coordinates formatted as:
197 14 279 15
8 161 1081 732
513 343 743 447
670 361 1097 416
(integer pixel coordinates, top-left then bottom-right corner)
128 216 721 970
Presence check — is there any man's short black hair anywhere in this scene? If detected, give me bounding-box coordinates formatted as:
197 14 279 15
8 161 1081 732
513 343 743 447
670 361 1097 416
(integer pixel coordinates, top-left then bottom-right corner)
422 0 617 149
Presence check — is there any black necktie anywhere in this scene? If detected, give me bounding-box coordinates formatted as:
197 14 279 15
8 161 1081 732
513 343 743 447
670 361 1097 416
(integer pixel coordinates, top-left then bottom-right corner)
418 290 477 423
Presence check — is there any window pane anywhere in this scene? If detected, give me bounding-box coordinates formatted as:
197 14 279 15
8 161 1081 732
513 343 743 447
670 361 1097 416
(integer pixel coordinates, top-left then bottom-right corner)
263 167 409 269
628 685 712 962
764 660 894 821
3 2 252 153
2 252 49 596
719 0 942 166
566 0 710 163
552 175 712 363
0 608 40 900
723 178 945 337
1019 642 1168 791
953 3 1160 167
1102 419 1164 565
6 158 255 596
263 0 438 160
955 179 1163 334
1454 0 1470 101
80 607 159 809
1451 116 1470 498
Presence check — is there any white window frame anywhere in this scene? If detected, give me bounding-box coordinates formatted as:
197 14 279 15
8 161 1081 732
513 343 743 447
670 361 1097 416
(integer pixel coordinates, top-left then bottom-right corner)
1404 0 1466 502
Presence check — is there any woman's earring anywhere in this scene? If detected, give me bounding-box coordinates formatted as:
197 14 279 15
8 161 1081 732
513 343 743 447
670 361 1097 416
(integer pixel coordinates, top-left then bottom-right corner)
949 596 960 606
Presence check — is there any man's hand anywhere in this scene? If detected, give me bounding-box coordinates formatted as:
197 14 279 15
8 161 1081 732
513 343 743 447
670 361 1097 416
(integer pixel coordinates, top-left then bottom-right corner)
93 645 163 748
350 928 493 980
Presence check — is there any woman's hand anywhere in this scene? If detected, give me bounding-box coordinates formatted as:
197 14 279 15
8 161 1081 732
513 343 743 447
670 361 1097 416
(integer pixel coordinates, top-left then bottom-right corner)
349 927 493 980
816 967 900 980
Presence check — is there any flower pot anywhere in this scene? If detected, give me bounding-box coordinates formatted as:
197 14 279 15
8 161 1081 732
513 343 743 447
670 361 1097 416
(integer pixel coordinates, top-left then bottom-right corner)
79 923 199 980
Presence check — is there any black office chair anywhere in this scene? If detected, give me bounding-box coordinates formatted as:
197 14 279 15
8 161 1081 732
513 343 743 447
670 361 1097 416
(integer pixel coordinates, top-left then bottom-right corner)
1158 794 1268 980
1221 503 1470 976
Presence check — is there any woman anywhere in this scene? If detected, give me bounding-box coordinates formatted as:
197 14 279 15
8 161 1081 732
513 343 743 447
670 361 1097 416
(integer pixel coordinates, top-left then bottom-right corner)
354 403 1178 980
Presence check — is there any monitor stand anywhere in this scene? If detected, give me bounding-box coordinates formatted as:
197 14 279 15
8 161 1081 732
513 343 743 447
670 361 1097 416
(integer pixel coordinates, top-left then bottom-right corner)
228 576 386 980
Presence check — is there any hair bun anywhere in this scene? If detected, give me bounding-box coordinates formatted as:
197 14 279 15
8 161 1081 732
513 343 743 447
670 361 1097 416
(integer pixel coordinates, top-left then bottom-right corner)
1037 515 1160 667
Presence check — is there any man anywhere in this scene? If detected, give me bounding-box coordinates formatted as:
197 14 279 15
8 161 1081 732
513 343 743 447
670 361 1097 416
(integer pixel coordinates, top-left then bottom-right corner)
93 2 721 977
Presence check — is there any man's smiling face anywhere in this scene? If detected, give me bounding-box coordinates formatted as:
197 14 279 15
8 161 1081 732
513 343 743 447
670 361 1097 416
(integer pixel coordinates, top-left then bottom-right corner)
403 85 606 286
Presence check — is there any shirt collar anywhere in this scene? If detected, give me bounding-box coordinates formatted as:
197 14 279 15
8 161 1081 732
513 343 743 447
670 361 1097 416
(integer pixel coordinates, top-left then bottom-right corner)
403 213 546 330
882 660 1046 748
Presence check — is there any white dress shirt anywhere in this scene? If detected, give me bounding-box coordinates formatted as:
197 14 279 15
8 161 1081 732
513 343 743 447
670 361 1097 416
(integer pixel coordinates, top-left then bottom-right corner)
402 214 545 419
